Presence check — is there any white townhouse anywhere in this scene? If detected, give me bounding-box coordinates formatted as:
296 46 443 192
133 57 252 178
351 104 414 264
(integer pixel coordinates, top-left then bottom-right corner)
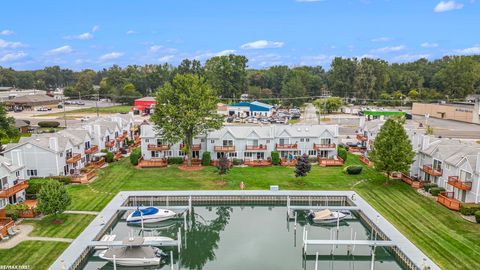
140 124 339 162
0 156 27 210
412 138 480 204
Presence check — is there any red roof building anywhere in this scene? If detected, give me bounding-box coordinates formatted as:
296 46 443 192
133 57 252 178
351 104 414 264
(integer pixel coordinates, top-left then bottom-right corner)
131 97 156 113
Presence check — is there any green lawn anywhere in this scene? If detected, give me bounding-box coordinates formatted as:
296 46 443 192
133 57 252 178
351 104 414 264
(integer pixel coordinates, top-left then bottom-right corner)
0 241 69 268
24 214 96 239
36 105 131 117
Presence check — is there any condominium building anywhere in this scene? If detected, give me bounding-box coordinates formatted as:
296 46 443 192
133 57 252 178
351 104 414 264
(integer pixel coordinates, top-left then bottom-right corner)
0 156 27 210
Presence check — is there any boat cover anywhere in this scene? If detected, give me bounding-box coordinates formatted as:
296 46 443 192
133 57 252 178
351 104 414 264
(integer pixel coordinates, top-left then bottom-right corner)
313 209 332 219
131 207 159 217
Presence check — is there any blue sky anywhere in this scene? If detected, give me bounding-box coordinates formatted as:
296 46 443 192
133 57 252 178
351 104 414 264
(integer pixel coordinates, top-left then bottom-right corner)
0 0 479 70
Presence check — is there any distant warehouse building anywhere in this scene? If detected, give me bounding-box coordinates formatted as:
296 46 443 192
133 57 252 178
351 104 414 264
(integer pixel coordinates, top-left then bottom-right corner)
131 97 156 115
227 101 274 117
412 101 480 124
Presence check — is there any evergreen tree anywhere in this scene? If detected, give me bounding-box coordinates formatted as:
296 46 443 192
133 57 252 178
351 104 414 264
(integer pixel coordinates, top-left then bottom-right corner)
369 118 415 183
0 102 18 150
217 157 230 175
295 154 311 177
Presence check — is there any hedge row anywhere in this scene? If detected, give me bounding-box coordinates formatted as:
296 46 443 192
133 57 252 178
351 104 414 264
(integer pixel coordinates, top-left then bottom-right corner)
460 203 480 216
201 152 211 166
429 187 445 196
423 183 438 192
167 157 184 164
475 211 480 223
37 121 60 128
344 165 362 175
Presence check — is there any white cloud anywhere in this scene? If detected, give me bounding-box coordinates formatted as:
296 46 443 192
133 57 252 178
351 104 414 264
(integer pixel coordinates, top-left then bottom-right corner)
92 25 100 32
99 52 124 62
433 1 464 12
149 45 163 53
371 45 406 53
46 45 73 55
0 51 27 62
126 30 137 35
194 49 236 60
148 45 177 54
299 54 334 65
158 55 175 62
358 54 378 59
421 42 439 48
240 40 284 49
393 54 430 62
371 37 393 42
0 39 25 49
0 30 14 36
64 32 93 40
454 46 480 55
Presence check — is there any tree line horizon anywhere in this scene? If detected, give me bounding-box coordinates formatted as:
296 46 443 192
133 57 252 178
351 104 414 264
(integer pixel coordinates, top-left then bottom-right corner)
0 54 479 106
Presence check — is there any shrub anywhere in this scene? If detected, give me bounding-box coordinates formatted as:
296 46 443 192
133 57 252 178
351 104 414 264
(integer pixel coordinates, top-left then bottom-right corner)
201 151 211 166
345 165 363 175
460 203 480 216
28 176 70 187
168 157 184 164
295 154 311 177
37 180 71 215
50 176 72 184
475 211 480 223
26 179 48 195
105 152 114 163
423 183 438 192
308 156 318 163
217 157 230 175
232 158 243 166
130 148 141 165
429 187 445 196
271 151 280 165
5 204 29 221
338 147 348 162
37 121 60 128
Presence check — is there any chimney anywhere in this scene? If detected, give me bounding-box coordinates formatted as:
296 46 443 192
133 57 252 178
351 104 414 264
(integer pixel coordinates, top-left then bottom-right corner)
12 150 23 166
421 135 430 151
49 137 58 152
472 98 480 124
475 153 480 175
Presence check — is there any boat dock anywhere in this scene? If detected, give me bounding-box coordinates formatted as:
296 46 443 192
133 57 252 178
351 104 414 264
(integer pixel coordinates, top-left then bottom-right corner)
304 239 395 247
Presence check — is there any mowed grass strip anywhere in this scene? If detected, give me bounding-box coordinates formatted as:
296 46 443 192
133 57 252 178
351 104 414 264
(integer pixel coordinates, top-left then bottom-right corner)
0 241 69 268
24 214 96 239
36 105 131 117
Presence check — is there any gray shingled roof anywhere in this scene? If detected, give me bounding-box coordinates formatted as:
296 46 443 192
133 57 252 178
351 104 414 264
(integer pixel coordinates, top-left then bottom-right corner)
0 155 24 172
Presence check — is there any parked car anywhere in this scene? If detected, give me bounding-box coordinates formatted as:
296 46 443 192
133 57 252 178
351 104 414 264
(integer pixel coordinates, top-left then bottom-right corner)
226 117 233 123
36 107 51 111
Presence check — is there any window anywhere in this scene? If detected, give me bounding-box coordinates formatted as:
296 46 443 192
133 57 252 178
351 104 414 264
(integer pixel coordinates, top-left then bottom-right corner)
308 150 317 156
0 199 5 209
151 151 160 158
211 140 215 144
306 138 310 142
300 138 305 142
266 140 270 143
85 141 91 149
201 139 205 142
27 170 38 177
279 138 287 145
321 138 331 145
179 151 186 156
223 140 233 146
145 139 149 143
433 159 442 170
244 152 253 158
15 171 20 177
228 152 237 158
460 170 472 181
60 153 63 157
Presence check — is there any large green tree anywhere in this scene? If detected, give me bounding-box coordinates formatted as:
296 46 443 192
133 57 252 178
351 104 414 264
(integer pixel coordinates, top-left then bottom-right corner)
151 74 223 166
0 102 18 150
369 118 415 183
37 180 71 217
313 97 343 114
204 54 248 98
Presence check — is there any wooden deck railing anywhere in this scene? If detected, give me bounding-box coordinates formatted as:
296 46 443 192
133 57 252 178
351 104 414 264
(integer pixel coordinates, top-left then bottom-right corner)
147 144 171 151
276 143 297 150
0 180 28 198
356 134 368 141
422 165 442 176
0 218 14 238
84 145 99 155
313 143 336 150
105 139 116 148
318 156 344 167
71 170 97 184
359 155 372 166
214 145 236 152
447 176 472 191
138 158 168 168
244 159 272 167
66 153 82 164
280 158 297 166
180 144 202 151
437 192 461 211
245 145 267 151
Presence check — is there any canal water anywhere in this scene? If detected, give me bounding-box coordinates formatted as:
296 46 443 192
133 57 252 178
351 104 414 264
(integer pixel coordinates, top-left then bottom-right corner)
81 206 406 270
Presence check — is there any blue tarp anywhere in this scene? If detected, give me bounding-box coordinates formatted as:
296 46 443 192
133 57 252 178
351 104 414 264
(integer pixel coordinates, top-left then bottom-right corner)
230 102 270 112
131 207 159 217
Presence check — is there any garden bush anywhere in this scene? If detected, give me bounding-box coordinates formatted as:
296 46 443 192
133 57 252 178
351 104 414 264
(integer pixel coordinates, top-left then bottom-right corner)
130 148 141 165
168 157 184 164
475 211 480 223
345 165 363 175
5 204 29 221
26 178 48 195
423 183 438 192
201 151 211 166
271 151 280 165
308 156 318 163
338 147 348 162
105 152 114 163
429 187 445 196
232 158 243 166
37 121 60 128
460 203 480 216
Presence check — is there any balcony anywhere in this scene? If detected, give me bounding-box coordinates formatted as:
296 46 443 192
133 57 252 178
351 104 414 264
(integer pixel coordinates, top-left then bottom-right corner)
116 131 128 142
147 144 171 151
359 155 372 167
66 153 81 164
84 145 99 155
138 157 168 168
437 192 461 211
0 179 28 198
214 145 236 152
245 145 267 151
280 158 297 166
105 139 116 148
357 134 368 141
275 143 297 150
71 170 97 184
0 218 14 238
313 143 336 150
447 176 472 191
318 156 344 167
421 165 442 177
180 144 202 151
244 159 272 167
400 173 424 189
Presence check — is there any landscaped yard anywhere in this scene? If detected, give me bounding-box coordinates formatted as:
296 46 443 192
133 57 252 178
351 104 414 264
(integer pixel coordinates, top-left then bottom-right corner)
1 154 479 269
0 241 69 268
35 105 131 117
24 214 96 239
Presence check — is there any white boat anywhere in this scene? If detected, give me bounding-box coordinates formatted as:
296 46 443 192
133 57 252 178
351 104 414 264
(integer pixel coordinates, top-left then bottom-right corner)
95 235 177 250
308 209 347 224
126 207 177 223
98 246 165 266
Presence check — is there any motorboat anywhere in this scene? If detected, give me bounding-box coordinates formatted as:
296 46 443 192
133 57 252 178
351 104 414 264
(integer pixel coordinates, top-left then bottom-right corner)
98 245 166 266
126 207 177 223
95 235 177 250
308 209 347 224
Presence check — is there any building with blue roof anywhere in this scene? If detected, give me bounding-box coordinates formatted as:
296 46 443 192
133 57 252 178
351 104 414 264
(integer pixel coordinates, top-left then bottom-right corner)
228 101 274 117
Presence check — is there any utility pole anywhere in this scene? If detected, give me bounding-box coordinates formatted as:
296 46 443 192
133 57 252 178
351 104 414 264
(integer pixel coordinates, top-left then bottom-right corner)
96 91 99 117
62 96 67 128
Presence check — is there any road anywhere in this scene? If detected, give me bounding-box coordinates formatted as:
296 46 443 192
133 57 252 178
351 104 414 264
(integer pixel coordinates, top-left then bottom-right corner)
301 103 319 124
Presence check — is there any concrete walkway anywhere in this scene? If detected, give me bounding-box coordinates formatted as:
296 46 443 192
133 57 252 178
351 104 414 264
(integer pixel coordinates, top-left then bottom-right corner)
64 210 99 215
0 224 74 249
301 103 319 124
